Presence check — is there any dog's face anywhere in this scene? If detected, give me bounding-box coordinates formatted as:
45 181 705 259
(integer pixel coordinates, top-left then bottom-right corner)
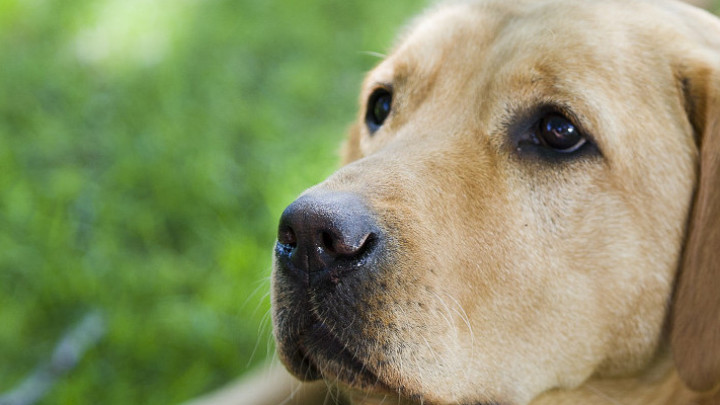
272 0 720 404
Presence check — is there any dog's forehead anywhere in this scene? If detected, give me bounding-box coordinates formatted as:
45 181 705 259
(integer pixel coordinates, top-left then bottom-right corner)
369 0 694 85
361 0 697 162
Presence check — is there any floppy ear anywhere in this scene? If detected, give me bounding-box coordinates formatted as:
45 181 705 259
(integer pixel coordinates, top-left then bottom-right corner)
671 59 720 393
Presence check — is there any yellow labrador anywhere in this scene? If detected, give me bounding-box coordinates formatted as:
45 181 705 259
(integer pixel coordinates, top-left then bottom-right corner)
248 0 720 404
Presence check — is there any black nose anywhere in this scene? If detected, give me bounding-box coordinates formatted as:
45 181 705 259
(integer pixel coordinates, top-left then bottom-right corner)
276 192 381 287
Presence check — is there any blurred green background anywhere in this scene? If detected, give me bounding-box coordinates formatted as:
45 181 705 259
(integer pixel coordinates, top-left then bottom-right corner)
0 0 425 403
1 0 719 404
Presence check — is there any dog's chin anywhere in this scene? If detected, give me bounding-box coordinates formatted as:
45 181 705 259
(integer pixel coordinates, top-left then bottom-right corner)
274 289 510 405
276 313 391 394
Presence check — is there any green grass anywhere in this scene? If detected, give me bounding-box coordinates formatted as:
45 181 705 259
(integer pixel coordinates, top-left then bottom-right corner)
0 0 425 403
1 0 719 404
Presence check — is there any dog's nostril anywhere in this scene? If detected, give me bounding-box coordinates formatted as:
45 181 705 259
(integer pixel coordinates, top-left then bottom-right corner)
321 232 335 253
322 231 373 257
278 226 297 247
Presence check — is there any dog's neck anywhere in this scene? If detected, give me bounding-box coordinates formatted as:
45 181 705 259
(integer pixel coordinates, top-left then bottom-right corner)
532 352 719 405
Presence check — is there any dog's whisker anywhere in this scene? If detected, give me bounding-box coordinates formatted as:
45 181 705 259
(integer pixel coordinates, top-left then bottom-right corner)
246 307 273 367
239 275 272 313
256 300 272 333
429 291 459 340
441 292 476 361
249 284 272 319
263 312 276 359
278 374 306 405
358 50 387 59
243 290 274 368
584 384 625 405
323 383 337 405
322 383 333 405
328 378 343 405
421 335 444 372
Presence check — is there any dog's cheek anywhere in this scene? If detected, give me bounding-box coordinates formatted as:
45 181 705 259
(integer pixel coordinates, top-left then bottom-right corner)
352 165 531 401
521 168 676 378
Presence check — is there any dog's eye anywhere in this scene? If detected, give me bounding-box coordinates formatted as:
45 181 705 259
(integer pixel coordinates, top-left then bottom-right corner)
535 114 586 153
365 88 392 133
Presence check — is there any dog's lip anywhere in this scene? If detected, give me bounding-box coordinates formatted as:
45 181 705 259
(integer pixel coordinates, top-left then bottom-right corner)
280 311 392 393
300 318 388 389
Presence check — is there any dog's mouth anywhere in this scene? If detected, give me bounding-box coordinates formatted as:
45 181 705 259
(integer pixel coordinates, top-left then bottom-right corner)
282 310 390 392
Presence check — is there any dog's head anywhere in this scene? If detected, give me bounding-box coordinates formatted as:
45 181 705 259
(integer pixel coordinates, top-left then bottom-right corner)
271 0 720 403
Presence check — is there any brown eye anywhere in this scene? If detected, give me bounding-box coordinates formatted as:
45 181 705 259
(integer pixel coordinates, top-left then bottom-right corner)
536 114 586 152
365 88 392 133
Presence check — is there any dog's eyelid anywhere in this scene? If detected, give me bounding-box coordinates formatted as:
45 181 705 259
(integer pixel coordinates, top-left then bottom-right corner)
549 105 600 144
365 82 393 98
370 81 393 90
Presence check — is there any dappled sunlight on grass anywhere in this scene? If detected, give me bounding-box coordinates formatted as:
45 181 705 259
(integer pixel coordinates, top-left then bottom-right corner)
73 0 198 69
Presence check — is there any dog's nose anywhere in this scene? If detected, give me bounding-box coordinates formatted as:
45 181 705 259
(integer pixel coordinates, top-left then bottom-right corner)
276 192 381 286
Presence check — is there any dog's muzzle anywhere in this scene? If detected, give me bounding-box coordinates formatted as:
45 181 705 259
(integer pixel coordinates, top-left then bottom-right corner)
272 191 392 388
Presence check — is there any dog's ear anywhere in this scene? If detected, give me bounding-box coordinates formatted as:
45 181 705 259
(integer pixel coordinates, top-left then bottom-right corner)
671 57 720 393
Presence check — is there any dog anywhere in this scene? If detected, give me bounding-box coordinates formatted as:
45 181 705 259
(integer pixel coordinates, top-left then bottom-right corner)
191 0 720 404
264 0 720 404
